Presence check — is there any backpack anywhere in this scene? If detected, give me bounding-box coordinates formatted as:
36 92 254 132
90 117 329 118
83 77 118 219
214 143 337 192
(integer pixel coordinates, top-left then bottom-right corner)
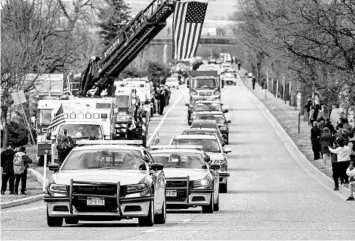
13 153 25 175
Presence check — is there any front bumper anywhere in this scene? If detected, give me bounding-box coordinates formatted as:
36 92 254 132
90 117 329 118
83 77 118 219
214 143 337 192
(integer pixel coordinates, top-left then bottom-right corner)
45 180 153 219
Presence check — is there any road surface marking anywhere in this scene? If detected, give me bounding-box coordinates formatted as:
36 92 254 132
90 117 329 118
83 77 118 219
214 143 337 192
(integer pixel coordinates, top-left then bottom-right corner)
2 205 46 214
143 229 158 233
147 91 186 146
183 219 191 222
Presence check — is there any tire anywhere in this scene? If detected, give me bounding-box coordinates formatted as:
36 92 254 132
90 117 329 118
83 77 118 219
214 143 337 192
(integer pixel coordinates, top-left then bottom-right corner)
225 136 229 145
154 199 166 224
202 193 214 213
220 182 228 193
138 201 154 226
65 217 79 225
214 194 220 211
47 210 63 227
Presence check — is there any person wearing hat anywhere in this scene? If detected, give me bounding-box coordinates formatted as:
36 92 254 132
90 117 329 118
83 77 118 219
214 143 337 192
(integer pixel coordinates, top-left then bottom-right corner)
311 121 321 160
320 127 334 167
1 142 16 194
13 146 32 195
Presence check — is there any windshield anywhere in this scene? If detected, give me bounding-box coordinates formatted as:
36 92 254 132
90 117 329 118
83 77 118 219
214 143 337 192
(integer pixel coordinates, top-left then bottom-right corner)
116 96 130 107
195 104 222 112
193 78 217 89
62 149 144 171
171 139 220 153
224 73 234 78
152 152 205 169
196 115 225 124
58 124 103 140
39 109 52 125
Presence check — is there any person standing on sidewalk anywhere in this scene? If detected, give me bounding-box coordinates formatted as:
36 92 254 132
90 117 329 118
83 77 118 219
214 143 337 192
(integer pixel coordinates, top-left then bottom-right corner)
328 138 352 186
252 77 256 90
320 127 333 167
345 160 355 201
1 142 16 194
13 146 32 195
331 139 340 191
311 121 321 160
324 118 335 134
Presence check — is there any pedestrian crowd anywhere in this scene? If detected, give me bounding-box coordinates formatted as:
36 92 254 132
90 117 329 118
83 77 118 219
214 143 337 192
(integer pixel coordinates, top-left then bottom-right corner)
306 101 355 201
1 142 32 195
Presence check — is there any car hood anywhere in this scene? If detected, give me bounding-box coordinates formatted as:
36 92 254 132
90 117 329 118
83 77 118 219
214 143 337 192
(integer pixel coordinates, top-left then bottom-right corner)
52 170 148 185
206 152 225 161
164 168 208 180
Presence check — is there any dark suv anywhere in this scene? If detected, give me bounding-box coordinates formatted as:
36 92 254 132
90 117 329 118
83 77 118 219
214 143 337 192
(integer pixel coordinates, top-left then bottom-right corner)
186 101 228 125
190 117 231 144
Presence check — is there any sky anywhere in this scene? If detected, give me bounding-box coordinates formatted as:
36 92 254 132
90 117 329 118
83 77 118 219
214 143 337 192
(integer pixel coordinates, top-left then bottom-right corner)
127 0 239 20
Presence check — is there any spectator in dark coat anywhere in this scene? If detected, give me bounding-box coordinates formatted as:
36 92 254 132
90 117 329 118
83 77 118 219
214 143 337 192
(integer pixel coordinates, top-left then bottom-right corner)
1 142 15 194
331 139 340 191
324 118 335 134
311 121 321 160
320 127 333 167
252 77 256 90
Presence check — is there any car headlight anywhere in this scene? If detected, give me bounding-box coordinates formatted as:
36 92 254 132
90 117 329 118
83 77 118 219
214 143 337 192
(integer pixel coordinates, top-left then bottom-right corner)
48 183 68 196
192 178 212 189
214 159 228 171
214 90 220 95
126 183 148 195
191 90 198 96
219 126 227 131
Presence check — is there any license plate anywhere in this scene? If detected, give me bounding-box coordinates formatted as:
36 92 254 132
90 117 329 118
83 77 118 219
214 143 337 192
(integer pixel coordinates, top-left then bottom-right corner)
166 190 177 197
87 197 105 206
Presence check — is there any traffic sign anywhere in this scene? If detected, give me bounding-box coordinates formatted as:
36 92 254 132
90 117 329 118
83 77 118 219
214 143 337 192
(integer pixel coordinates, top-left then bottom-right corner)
11 90 27 105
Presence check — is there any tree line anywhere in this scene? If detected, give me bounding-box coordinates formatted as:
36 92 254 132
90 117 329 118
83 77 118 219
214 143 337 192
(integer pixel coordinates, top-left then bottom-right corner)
235 0 355 114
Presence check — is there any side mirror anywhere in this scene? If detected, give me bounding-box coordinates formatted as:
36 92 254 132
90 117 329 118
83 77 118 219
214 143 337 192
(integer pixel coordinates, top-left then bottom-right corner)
151 163 164 171
223 147 232 154
201 165 208 169
227 120 231 123
48 163 60 172
185 103 189 107
210 164 221 170
223 109 229 113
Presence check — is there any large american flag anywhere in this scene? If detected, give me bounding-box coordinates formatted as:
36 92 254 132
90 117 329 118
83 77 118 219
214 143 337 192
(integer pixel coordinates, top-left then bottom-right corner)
48 104 66 130
173 1 208 60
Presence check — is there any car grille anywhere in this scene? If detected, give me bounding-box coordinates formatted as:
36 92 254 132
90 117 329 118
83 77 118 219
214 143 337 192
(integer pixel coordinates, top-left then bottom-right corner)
166 180 188 188
166 189 188 202
72 184 127 213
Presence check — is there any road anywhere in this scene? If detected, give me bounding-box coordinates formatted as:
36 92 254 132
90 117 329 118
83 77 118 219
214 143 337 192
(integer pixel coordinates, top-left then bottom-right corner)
2 79 355 240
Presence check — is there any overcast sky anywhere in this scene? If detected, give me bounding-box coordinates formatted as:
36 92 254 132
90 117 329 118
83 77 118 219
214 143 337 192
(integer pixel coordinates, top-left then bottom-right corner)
128 0 239 20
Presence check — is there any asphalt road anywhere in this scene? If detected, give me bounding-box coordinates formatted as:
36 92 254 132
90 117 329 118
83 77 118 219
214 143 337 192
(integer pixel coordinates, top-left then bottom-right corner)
2 80 355 240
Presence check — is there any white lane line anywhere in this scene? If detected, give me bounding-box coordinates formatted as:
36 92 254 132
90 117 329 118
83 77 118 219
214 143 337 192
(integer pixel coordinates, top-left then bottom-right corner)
143 228 158 233
147 91 186 146
183 219 191 222
1 205 46 214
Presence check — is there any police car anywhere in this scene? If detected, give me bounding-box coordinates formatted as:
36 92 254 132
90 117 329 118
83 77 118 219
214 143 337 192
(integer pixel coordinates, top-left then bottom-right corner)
149 145 220 213
169 135 231 193
45 140 166 227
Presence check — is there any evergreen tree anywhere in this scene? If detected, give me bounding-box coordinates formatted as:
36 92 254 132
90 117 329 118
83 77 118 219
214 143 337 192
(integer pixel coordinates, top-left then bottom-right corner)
97 0 131 46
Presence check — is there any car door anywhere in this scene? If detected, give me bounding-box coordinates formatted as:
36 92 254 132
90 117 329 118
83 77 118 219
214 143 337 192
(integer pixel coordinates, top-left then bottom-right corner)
145 151 165 208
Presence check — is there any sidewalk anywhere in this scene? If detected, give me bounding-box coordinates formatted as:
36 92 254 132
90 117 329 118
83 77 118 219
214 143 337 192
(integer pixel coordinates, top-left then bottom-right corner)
0 170 43 204
241 77 334 179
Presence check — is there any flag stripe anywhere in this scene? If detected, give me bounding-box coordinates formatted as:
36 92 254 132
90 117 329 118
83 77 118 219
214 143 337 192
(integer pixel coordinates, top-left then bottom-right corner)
172 1 208 60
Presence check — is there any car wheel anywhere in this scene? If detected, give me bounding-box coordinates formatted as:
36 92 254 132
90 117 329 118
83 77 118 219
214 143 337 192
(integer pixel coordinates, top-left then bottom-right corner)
214 193 220 211
47 209 63 227
65 217 79 225
154 199 166 224
225 137 229 145
202 193 214 213
220 182 228 193
138 201 154 226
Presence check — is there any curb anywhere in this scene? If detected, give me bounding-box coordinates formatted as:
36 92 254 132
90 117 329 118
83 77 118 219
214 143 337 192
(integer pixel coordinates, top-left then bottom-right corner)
0 168 47 209
240 79 355 207
1 194 45 209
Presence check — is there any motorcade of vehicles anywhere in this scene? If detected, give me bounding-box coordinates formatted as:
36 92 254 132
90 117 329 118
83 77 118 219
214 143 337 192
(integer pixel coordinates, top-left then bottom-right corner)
185 100 228 125
190 120 228 146
221 63 232 74
181 128 225 146
45 140 166 227
222 73 237 85
189 71 221 102
149 145 220 212
165 76 179 89
192 111 231 144
169 135 231 193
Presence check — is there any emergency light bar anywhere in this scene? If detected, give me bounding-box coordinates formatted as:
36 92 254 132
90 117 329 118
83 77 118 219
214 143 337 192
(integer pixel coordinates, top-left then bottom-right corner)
76 140 143 146
150 145 203 150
